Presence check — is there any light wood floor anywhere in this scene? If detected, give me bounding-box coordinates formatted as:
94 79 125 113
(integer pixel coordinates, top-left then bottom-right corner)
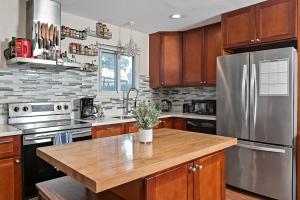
226 188 267 200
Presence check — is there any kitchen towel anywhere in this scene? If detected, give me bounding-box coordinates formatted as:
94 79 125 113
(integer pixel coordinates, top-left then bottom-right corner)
53 132 73 145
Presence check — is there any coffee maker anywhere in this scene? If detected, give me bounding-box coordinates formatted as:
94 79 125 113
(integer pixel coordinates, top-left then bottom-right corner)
80 98 98 119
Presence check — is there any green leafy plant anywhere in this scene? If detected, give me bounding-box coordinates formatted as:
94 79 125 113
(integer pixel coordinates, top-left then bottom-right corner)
132 101 161 130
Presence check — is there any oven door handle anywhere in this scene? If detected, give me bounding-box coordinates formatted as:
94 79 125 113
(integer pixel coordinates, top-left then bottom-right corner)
23 130 91 144
187 121 199 127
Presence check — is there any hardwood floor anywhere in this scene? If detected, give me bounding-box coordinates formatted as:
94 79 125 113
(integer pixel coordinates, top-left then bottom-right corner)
226 188 267 200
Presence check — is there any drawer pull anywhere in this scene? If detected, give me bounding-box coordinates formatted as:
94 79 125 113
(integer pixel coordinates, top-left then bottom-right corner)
15 159 20 164
0 140 12 144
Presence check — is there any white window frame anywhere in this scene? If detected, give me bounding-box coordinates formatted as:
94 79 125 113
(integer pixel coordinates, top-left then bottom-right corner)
98 49 138 96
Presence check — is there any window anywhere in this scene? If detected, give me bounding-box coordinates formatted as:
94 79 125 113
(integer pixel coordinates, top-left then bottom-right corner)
100 51 135 92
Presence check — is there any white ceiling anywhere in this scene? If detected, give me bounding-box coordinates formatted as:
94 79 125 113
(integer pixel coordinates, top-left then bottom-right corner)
57 0 266 34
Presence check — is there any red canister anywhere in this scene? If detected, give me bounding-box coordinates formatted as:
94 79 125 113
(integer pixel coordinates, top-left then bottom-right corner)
15 38 32 58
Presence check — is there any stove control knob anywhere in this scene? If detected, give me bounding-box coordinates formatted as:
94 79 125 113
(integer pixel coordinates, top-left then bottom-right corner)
23 106 29 112
57 105 62 110
64 105 69 110
14 107 19 112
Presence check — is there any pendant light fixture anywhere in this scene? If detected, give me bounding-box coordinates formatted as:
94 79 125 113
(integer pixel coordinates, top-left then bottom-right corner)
122 21 140 57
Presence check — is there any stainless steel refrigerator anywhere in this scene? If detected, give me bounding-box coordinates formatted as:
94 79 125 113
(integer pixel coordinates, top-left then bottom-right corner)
217 47 297 200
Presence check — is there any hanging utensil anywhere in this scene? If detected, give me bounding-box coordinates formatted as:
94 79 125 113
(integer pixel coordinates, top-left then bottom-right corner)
49 24 54 46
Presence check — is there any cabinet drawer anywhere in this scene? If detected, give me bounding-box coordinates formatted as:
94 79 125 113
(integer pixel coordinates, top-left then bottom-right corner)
0 136 21 159
92 124 125 139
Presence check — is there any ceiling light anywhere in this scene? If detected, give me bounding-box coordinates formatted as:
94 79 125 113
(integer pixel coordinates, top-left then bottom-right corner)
169 14 182 19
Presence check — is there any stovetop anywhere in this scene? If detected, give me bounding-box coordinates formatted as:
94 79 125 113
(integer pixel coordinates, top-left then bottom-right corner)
11 119 91 135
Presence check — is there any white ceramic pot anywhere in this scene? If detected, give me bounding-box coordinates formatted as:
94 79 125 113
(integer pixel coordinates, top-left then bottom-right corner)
138 129 153 143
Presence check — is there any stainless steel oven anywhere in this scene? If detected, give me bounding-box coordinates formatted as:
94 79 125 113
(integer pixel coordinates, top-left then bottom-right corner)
8 102 92 200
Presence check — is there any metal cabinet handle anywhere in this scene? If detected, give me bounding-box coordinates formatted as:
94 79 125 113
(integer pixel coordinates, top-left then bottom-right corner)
189 166 197 173
251 39 255 42
0 140 12 144
195 164 203 170
256 38 260 42
15 159 20 164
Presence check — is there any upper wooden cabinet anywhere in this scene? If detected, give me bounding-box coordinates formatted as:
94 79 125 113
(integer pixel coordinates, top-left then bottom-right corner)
255 0 296 43
183 28 204 86
222 6 256 48
222 0 296 49
149 32 182 88
203 23 222 85
182 23 221 86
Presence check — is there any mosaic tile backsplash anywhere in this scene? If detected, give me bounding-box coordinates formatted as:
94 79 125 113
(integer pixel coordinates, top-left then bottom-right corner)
0 65 216 124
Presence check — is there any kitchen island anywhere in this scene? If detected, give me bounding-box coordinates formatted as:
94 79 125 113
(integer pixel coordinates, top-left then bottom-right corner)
37 128 236 200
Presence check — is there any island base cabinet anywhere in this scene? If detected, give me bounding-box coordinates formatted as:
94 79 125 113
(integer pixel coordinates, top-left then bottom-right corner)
145 163 193 200
193 151 225 200
145 151 225 200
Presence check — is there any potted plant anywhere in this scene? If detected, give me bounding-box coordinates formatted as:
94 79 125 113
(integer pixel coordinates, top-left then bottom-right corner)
132 101 161 143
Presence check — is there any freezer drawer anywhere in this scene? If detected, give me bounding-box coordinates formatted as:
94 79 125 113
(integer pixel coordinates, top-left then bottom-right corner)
226 140 294 200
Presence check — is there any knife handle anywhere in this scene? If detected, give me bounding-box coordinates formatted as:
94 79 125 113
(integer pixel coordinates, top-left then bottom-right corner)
38 39 42 49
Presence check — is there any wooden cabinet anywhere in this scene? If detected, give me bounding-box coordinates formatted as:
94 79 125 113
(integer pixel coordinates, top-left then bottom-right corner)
149 32 182 88
255 0 296 43
173 118 186 130
145 151 225 200
92 124 125 139
160 118 174 129
145 163 193 200
182 23 221 86
222 6 256 48
125 122 139 133
182 28 204 86
204 23 222 85
0 136 21 200
193 151 225 200
222 0 296 49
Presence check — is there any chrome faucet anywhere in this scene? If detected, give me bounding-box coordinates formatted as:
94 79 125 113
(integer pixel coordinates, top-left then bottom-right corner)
124 87 139 116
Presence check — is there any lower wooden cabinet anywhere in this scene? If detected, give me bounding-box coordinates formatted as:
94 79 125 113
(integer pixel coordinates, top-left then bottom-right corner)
173 118 186 130
92 124 125 139
145 163 193 200
0 136 21 200
92 117 187 138
125 122 140 133
193 151 225 200
145 151 225 200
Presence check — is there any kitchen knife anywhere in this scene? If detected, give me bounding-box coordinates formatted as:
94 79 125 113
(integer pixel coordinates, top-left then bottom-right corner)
49 24 54 46
45 23 49 50
56 29 59 46
38 21 42 49
41 23 45 49
53 26 57 46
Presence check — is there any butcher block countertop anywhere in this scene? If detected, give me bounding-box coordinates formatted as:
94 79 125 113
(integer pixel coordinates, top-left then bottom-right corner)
37 128 237 193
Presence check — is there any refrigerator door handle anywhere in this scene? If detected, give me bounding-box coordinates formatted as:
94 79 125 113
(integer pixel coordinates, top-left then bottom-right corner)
251 64 258 128
237 143 286 153
242 64 249 130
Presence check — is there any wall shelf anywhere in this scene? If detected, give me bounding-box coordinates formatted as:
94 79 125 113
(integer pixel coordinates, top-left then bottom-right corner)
6 57 84 70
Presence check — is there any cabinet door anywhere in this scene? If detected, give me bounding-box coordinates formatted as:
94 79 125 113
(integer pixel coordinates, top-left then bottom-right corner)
182 28 204 86
173 118 186 130
222 6 256 48
193 151 225 200
160 32 182 87
145 163 193 200
92 124 125 138
149 33 161 88
161 118 174 129
0 157 21 200
255 0 296 43
203 23 221 85
125 122 139 133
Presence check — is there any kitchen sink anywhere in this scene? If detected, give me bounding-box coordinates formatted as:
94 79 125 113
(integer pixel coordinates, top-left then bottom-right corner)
112 115 135 120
